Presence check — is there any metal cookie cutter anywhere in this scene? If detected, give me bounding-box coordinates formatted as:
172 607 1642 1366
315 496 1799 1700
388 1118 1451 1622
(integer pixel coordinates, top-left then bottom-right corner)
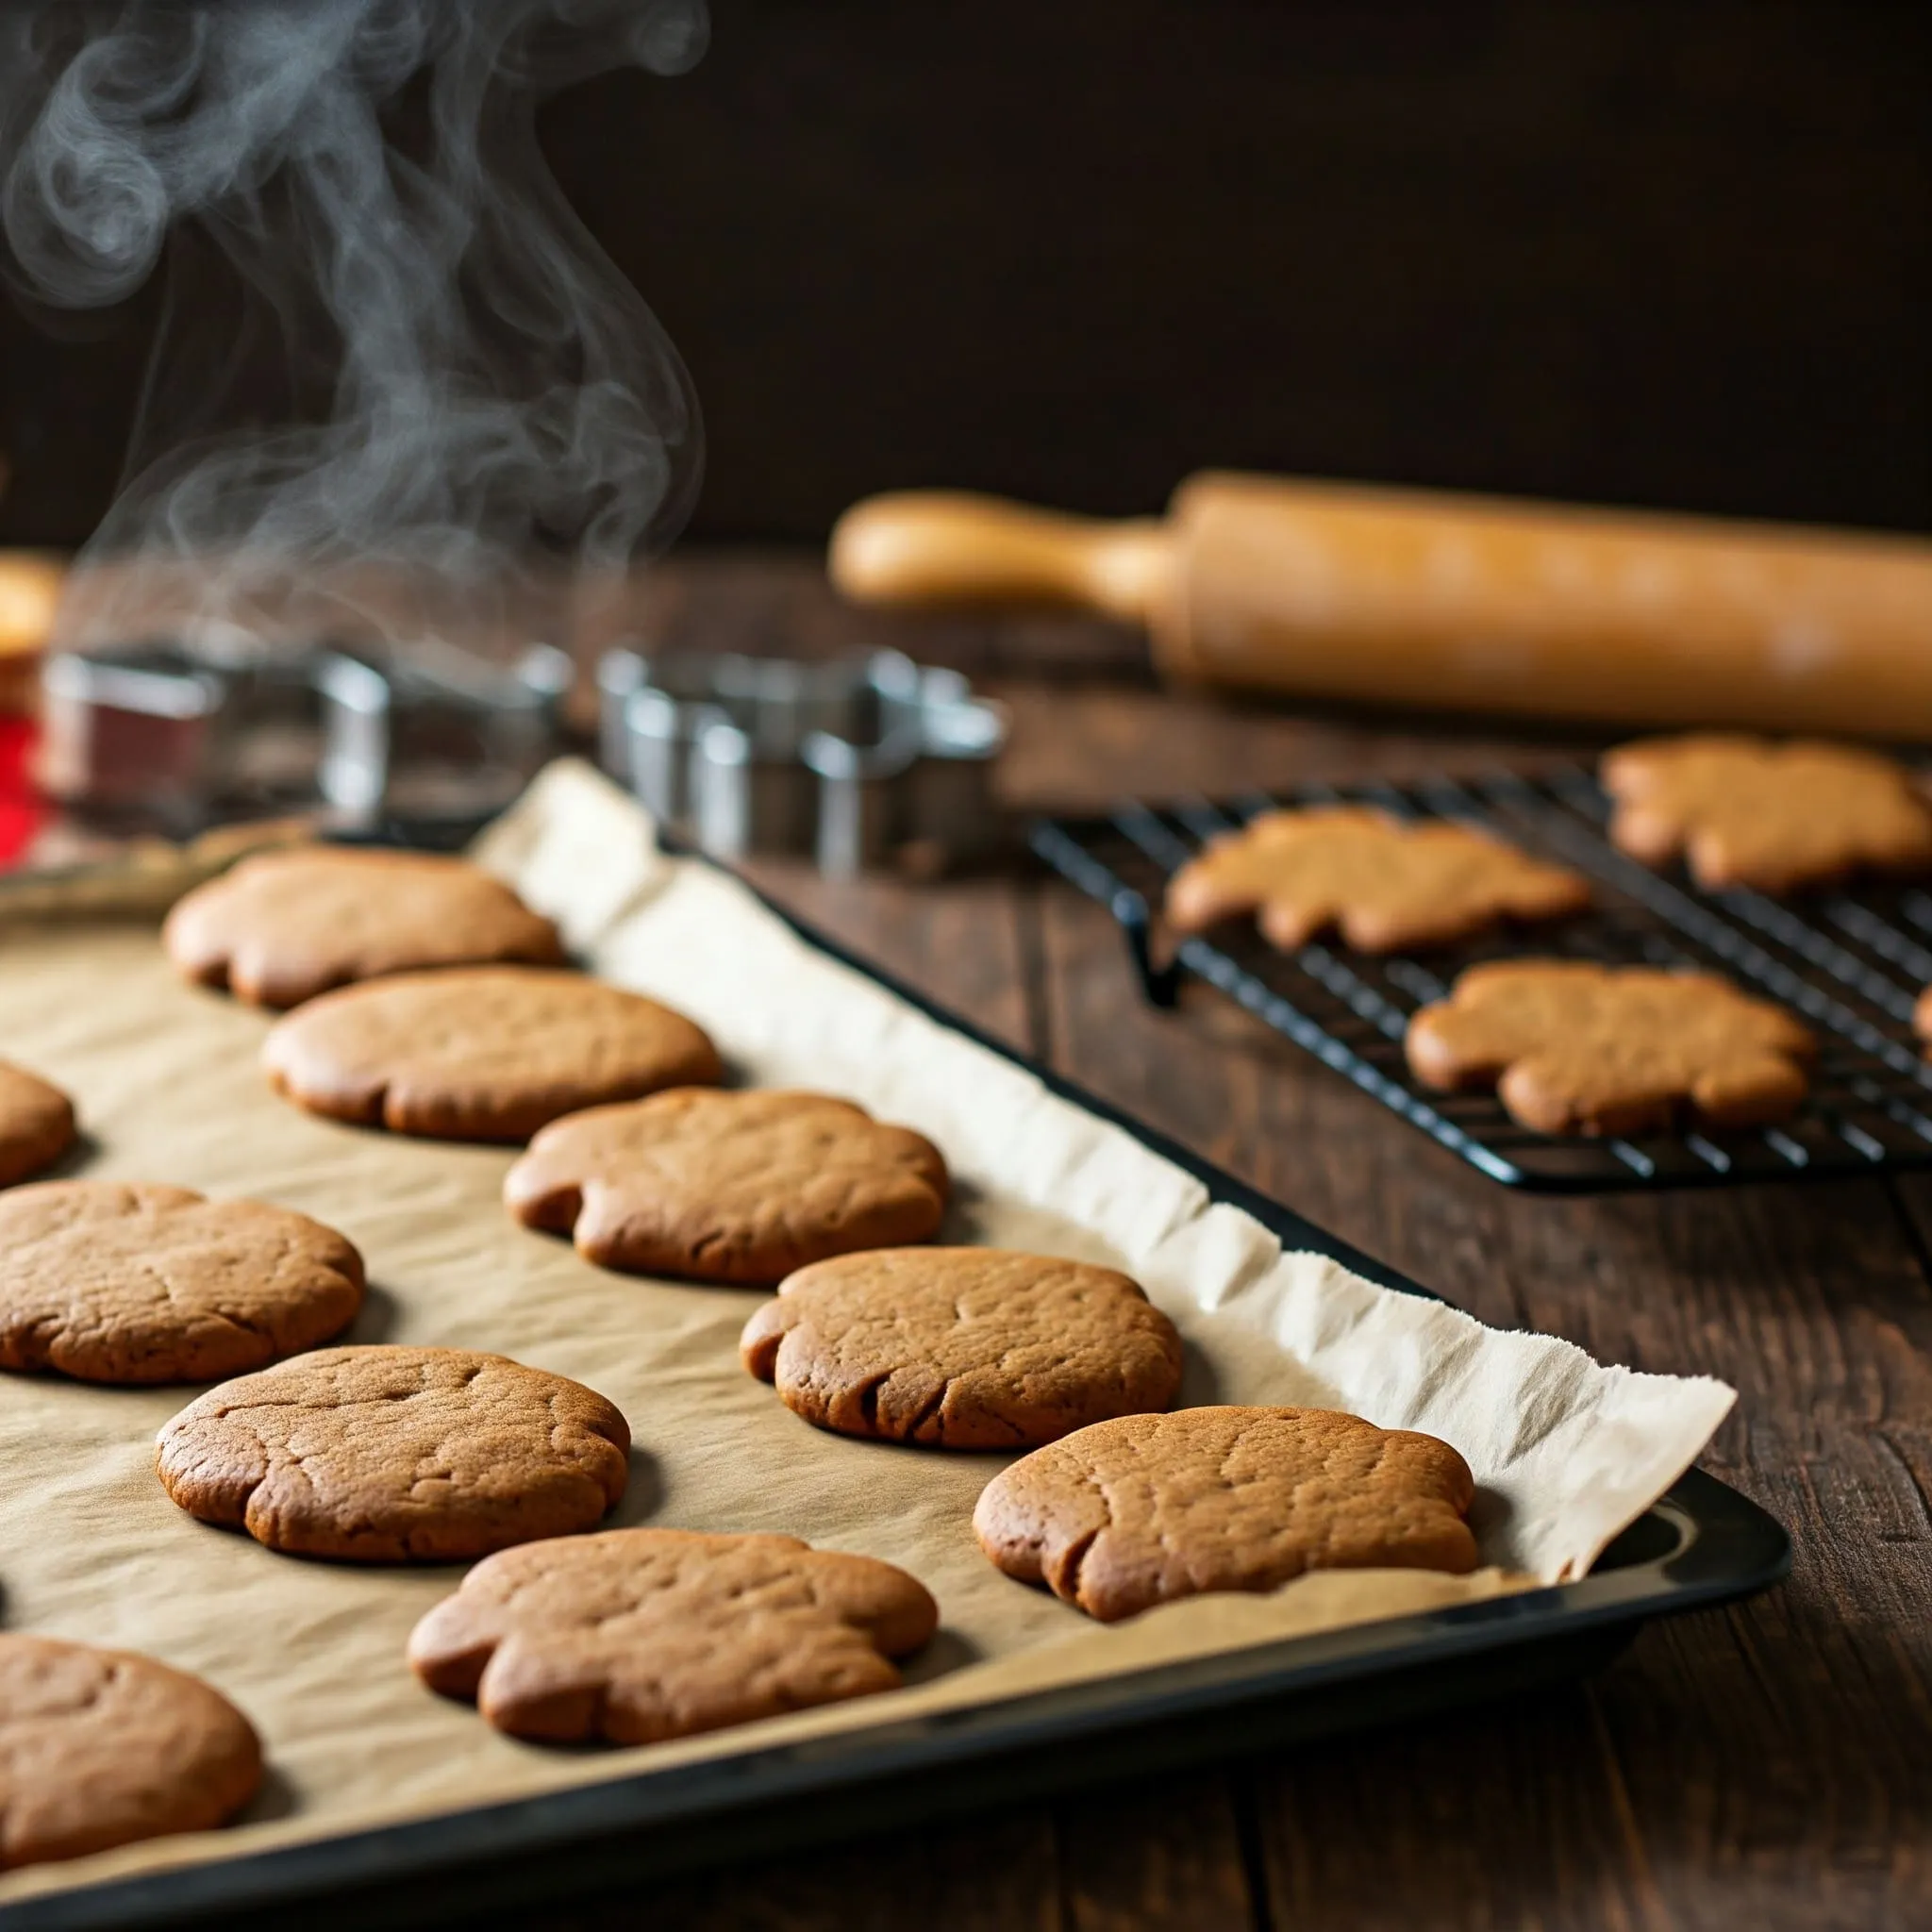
597 645 1007 876
39 636 570 832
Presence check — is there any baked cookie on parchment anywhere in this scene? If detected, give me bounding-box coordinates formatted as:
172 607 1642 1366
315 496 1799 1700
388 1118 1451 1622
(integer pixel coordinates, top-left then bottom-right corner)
263 966 722 1141
1405 959 1815 1136
0 1180 364 1384
974 1405 1478 1622
1601 734 1932 893
156 1344 630 1561
505 1089 949 1284
0 1061 76 1189
741 1247 1184 1450
0 1632 262 1872
1164 805 1590 954
164 846 565 1008
408 1527 938 1745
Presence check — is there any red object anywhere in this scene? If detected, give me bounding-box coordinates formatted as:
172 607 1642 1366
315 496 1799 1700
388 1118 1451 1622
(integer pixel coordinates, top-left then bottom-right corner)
0 718 44 866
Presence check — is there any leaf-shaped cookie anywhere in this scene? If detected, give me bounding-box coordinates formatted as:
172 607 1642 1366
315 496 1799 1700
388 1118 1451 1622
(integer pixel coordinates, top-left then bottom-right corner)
1602 735 1932 892
1164 806 1589 953
1405 959 1815 1136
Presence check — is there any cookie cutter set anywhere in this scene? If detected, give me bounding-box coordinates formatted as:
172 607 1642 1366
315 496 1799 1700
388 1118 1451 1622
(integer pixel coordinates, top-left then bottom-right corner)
596 645 1007 875
38 636 571 832
35 632 1007 874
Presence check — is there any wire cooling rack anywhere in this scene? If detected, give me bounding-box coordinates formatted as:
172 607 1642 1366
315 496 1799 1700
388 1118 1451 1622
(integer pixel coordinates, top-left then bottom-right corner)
1031 763 1932 1191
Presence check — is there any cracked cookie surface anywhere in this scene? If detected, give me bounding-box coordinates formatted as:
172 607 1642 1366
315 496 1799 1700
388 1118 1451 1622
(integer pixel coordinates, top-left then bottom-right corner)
974 1406 1478 1622
156 1344 630 1560
741 1248 1184 1450
164 846 565 1008
262 966 723 1141
1601 734 1932 892
408 1527 937 1745
505 1089 949 1284
0 1180 364 1385
0 1060 76 1189
1163 805 1590 954
0 1632 262 1872
1405 959 1815 1135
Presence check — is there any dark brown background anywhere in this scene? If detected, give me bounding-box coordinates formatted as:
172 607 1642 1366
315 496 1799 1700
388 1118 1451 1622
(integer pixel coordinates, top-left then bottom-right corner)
2 0 1928 549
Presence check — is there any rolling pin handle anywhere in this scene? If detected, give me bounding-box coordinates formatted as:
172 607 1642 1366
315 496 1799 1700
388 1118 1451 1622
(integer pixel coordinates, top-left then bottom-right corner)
829 491 1172 628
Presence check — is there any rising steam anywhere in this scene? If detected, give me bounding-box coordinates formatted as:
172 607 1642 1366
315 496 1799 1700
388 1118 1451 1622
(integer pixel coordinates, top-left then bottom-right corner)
0 0 708 652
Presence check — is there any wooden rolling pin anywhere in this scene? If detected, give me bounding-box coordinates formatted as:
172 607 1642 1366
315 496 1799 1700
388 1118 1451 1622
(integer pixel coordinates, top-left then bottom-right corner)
830 473 1932 740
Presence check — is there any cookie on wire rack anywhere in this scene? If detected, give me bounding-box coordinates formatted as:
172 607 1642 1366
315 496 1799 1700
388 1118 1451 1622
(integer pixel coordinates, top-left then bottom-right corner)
1405 958 1815 1136
1164 805 1590 954
1601 734 1932 893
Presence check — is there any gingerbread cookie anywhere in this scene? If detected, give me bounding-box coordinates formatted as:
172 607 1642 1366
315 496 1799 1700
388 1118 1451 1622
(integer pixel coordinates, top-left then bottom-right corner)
262 966 723 1142
1601 734 1932 892
156 1344 630 1560
1164 805 1590 954
408 1527 938 1745
163 846 565 1008
741 1248 1184 1450
0 1181 364 1385
1405 959 1814 1136
0 1061 76 1189
505 1090 949 1284
974 1405 1478 1622
0 1633 262 1872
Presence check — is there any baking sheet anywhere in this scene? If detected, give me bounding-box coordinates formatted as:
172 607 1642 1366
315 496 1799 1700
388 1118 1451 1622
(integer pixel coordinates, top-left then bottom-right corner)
0 761 1736 1906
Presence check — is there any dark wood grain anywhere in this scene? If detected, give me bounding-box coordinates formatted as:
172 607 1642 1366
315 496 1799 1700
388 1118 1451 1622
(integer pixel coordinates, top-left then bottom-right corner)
505 551 1932 1928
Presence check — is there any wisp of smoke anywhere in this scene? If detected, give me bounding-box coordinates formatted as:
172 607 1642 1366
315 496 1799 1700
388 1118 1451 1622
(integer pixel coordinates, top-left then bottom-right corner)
0 0 708 654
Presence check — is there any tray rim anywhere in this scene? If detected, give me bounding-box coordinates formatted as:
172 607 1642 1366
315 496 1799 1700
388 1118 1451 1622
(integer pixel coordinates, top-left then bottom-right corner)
2 835 1790 1929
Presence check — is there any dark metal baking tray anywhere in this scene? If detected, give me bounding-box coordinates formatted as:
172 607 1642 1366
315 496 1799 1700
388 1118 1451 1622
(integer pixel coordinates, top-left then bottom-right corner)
1032 762 1932 1192
10 847 1790 1931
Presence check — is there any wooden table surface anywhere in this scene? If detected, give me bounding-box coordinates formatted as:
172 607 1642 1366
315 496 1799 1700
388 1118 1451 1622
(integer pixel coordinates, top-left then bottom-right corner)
491 554 1929 1930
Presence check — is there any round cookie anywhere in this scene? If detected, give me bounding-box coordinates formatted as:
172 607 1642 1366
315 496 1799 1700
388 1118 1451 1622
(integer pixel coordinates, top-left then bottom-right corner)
262 966 723 1142
0 1181 365 1385
163 846 565 1008
740 1248 1184 1450
408 1527 939 1745
505 1089 950 1284
0 1632 262 1872
0 1061 76 1189
156 1344 630 1561
973 1405 1479 1622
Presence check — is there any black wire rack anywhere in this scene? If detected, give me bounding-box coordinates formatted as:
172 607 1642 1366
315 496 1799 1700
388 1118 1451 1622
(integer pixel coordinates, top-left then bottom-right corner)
1030 762 1932 1191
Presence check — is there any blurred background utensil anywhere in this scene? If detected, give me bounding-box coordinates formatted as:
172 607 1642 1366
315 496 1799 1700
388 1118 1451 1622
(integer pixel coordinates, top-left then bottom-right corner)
831 477 1932 743
598 645 1007 875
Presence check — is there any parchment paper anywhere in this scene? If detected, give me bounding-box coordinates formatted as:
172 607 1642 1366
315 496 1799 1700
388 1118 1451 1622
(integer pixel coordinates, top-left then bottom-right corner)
0 760 1736 1907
